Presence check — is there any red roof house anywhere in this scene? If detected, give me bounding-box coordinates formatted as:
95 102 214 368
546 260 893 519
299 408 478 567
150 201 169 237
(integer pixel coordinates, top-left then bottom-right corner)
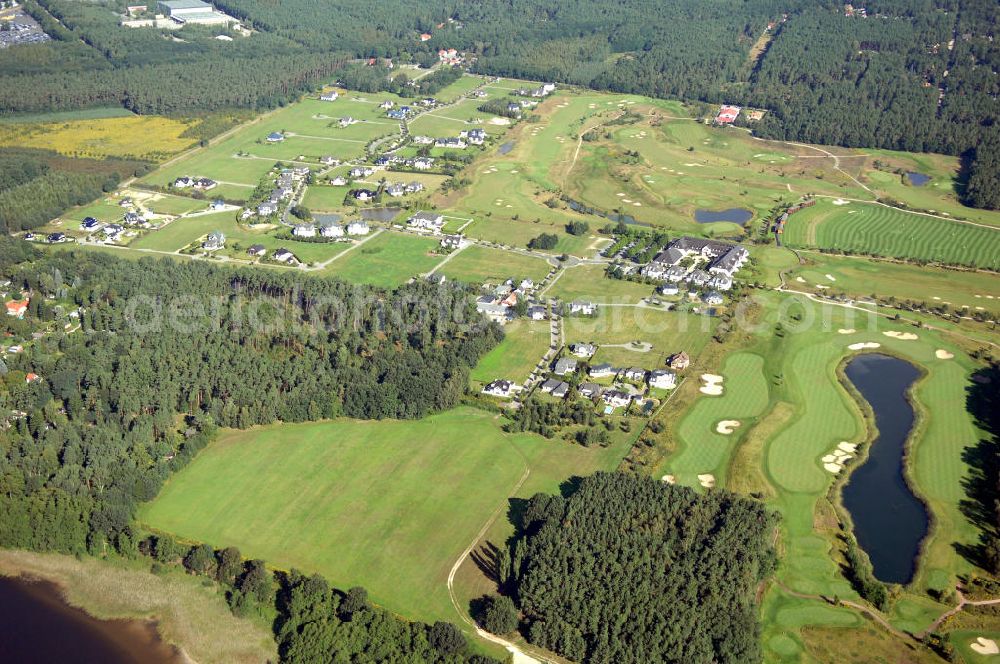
5 299 28 318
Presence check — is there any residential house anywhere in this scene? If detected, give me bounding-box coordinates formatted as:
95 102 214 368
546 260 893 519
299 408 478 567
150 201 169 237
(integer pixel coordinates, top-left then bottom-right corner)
257 202 277 216
715 104 741 124
319 220 344 238
123 211 145 225
25 372 41 384
349 167 373 178
331 176 348 186
412 135 434 145
539 378 563 394
467 128 486 145
602 390 632 408
247 244 266 257
273 248 295 263
320 91 339 101
195 177 217 190
419 32 431 41
379 100 395 109
667 351 690 370
412 157 434 170
353 189 376 201
570 342 597 358
47 233 67 243
435 137 467 149
569 301 597 316
703 291 724 306
173 176 194 188
320 156 339 166
708 274 732 291
476 298 510 324
406 181 424 193
527 305 547 320
660 283 680 296
240 208 257 221
81 217 101 232
440 234 462 249
385 183 406 197
578 382 602 398
266 132 284 143
293 224 316 238
339 116 357 127
5 299 28 318
553 357 578 376
119 197 133 207
506 102 523 116
687 269 711 286
202 231 225 250
386 109 407 120
210 199 225 211
519 279 535 292
649 369 677 390
621 367 646 382
408 210 445 231
346 221 370 235
482 379 517 398
589 363 615 378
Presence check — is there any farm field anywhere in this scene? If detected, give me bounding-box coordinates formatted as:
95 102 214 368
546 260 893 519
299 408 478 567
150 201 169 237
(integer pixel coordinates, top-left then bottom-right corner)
321 231 441 287
470 319 551 385
438 245 552 284
782 198 1000 270
0 115 197 160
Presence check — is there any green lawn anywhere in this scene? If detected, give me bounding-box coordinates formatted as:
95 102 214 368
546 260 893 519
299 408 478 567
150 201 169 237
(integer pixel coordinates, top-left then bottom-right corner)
439 245 552 284
322 231 441 287
140 408 535 624
547 264 654 303
783 198 1000 270
470 319 551 385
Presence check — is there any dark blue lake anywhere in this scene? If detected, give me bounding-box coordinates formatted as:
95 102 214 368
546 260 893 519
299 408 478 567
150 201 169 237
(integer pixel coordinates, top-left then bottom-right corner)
498 141 515 155
694 208 753 225
906 172 930 186
841 353 929 584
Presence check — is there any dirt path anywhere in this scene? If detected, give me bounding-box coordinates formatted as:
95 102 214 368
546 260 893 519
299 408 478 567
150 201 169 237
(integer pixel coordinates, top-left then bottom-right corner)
445 466 562 664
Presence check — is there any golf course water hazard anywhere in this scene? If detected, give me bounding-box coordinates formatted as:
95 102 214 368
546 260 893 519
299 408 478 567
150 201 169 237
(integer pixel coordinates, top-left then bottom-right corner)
842 353 929 584
694 208 753 225
0 576 184 664
906 171 931 186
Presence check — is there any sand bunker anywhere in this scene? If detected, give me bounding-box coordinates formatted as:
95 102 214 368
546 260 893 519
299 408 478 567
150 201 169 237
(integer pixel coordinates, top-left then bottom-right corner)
825 274 837 281
698 474 716 489
661 475 676 484
633 202 641 206
816 284 830 289
796 277 807 283
838 442 858 453
700 374 724 396
848 342 881 350
883 331 919 340
935 349 955 359
824 463 843 474
837 328 856 334
716 420 741 435
971 637 999 655
822 443 856 473
489 117 511 125
832 199 849 205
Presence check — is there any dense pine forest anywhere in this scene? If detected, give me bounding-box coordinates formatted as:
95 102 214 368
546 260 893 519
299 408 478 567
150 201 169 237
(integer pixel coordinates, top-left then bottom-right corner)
0 241 501 553
489 473 777 663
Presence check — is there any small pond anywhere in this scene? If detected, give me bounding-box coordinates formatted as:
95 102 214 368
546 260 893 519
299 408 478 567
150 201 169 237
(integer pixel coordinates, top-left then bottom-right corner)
564 197 644 226
313 213 341 225
841 353 929 584
0 576 184 664
359 207 402 222
498 141 515 155
694 208 753 225
906 172 931 186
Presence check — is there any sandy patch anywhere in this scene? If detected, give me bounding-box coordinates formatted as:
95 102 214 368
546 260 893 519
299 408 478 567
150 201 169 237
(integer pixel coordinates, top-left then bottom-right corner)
815 284 829 289
661 475 676 484
633 202 642 206
825 274 837 281
824 462 843 474
489 117 510 125
796 276 807 283
935 349 954 359
932 296 941 300
699 374 724 396
848 342 881 350
698 474 716 489
837 328 856 334
838 442 858 453
716 420 741 435
510 169 519 173
832 199 849 206
883 331 919 340
971 637 999 655
616 192 626 197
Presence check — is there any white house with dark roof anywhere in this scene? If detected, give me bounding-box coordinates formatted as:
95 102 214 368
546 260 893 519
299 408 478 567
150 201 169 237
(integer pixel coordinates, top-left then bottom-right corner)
202 231 225 251
293 224 316 238
408 210 445 231
553 357 578 376
346 221 370 236
482 379 518 398
649 369 677 390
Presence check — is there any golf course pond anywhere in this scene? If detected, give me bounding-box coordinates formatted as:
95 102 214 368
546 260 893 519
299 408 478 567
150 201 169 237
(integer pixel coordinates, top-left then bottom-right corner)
0 575 184 664
359 207 402 222
906 171 931 186
498 140 515 155
694 208 753 225
564 197 643 225
841 353 929 584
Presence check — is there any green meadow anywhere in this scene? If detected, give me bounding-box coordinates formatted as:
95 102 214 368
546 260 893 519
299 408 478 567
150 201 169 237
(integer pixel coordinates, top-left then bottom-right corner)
321 231 441 287
469 319 551 385
438 245 552 284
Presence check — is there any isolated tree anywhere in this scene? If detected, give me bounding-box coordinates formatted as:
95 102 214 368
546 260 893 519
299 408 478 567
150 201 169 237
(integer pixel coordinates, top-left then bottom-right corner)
480 594 518 634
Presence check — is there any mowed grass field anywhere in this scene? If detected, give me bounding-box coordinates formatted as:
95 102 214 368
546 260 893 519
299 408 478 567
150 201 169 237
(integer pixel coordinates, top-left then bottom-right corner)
666 352 770 486
140 408 536 624
783 198 1000 270
0 116 197 160
547 264 654 303
439 245 552 284
567 308 716 369
322 231 441 287
470 319 551 385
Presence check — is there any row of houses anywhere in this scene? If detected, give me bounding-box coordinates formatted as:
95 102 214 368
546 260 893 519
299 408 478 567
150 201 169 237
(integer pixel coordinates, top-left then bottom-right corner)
475 278 541 323
292 220 370 238
639 236 748 289
173 176 217 190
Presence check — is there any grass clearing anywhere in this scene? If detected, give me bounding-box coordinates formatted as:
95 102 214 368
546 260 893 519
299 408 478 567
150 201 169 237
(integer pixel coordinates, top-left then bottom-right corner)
439 245 552 284
141 408 538 624
322 231 441 287
547 264 654 303
470 319 551 385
